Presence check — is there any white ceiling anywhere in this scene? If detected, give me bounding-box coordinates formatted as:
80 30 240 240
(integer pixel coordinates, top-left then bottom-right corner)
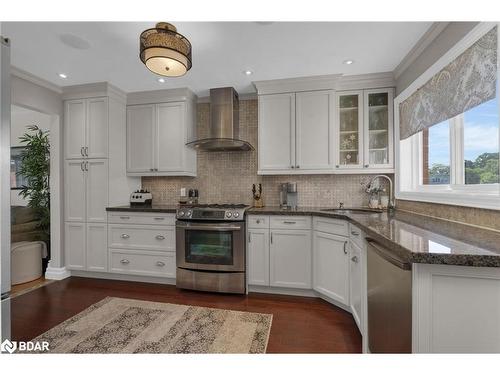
2 22 432 97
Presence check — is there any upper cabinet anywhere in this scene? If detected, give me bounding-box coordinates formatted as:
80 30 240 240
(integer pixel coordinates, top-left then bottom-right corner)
126 89 197 177
255 74 395 175
65 97 108 159
258 90 334 174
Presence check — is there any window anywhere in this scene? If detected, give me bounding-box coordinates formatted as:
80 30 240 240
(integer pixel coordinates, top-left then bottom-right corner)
422 121 450 185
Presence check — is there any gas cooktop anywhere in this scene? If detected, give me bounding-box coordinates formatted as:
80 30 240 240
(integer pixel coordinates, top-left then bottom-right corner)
176 203 250 221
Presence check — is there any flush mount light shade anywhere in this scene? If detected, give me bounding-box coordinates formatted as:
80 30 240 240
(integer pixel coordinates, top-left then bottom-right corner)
140 22 192 77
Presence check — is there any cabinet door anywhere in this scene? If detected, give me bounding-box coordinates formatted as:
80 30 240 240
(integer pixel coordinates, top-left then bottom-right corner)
258 93 295 172
65 160 86 222
248 229 270 286
65 222 86 270
156 102 185 172
363 88 394 169
335 91 364 170
86 223 107 272
86 159 108 222
86 97 108 159
313 231 349 305
65 99 86 159
349 241 362 330
295 90 334 170
127 104 155 173
270 229 311 289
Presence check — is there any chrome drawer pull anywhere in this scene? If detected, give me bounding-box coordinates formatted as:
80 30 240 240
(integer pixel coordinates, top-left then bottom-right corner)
155 235 165 240
156 261 165 267
154 217 165 221
121 234 130 239
351 231 359 236
119 216 130 220
351 256 359 263
343 241 348 254
283 221 296 224
120 259 130 264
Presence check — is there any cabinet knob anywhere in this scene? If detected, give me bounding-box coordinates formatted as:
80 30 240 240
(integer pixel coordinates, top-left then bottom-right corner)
351 231 359 236
155 235 165 240
296 165 300 169
343 241 348 254
291 165 295 169
156 261 165 267
120 259 130 264
351 256 359 263
121 233 130 239
364 164 369 168
150 168 154 172
336 165 339 168
256 219 261 224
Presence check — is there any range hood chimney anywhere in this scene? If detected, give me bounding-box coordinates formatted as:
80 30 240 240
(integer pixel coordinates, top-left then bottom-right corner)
186 87 254 151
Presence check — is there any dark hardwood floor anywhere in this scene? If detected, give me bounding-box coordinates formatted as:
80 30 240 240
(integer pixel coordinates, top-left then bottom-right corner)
10 276 361 353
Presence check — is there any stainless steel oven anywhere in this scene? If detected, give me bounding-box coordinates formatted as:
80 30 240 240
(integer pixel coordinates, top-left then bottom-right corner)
175 204 248 294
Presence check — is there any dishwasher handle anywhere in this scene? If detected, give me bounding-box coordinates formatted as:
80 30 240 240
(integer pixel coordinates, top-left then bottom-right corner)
366 238 412 271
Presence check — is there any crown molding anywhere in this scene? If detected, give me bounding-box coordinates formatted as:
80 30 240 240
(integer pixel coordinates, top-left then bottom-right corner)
197 92 257 103
61 82 127 102
10 66 63 94
393 22 450 80
126 87 197 105
335 72 395 91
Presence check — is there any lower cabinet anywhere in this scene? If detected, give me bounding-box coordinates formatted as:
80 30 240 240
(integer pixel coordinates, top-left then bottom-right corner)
349 240 362 329
247 228 270 286
270 229 312 289
312 230 350 305
109 249 176 278
65 222 107 271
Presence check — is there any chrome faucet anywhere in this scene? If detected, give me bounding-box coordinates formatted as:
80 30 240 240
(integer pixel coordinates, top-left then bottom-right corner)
368 175 395 211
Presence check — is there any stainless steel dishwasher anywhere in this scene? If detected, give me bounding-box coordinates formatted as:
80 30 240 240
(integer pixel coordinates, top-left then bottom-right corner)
367 238 412 353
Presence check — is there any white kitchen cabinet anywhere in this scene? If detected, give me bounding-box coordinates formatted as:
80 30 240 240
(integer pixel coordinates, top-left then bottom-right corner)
64 97 108 159
313 230 350 305
156 102 185 172
65 222 86 270
126 100 196 176
349 240 362 330
247 228 270 286
295 90 334 171
64 160 86 222
258 93 295 172
270 229 312 289
335 88 394 172
86 223 108 272
126 104 155 173
65 159 108 223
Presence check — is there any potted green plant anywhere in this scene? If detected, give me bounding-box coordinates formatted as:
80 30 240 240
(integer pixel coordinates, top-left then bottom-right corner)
17 125 50 241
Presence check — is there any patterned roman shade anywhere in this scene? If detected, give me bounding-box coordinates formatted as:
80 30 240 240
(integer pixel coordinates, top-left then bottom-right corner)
399 26 497 140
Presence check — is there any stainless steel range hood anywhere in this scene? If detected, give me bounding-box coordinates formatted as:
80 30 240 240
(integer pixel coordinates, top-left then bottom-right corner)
186 87 254 151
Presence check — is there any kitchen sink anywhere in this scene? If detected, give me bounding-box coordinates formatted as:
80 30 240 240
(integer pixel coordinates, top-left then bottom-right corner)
321 208 384 214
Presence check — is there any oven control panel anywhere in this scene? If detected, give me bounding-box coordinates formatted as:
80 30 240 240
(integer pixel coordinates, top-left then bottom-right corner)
176 208 246 221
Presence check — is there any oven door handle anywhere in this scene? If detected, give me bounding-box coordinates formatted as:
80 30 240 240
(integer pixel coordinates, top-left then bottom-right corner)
177 224 243 231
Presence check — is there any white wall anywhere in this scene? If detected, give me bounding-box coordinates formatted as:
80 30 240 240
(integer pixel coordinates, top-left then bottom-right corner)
10 105 51 206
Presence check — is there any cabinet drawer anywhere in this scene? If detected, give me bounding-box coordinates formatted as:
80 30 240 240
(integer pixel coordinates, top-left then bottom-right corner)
270 216 311 230
247 215 269 229
108 212 175 226
349 224 364 248
108 224 175 251
109 249 176 278
313 216 348 236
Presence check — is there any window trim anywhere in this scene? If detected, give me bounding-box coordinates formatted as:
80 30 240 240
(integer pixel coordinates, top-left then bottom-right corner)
395 22 500 210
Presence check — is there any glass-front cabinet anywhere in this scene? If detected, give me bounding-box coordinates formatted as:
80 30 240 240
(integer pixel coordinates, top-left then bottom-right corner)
335 88 394 171
336 91 364 169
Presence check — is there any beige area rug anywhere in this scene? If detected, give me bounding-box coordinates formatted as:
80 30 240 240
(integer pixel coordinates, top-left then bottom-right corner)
33 297 273 354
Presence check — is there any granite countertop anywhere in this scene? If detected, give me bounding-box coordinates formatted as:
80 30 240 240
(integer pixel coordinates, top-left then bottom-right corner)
248 206 500 268
106 204 500 267
106 205 178 213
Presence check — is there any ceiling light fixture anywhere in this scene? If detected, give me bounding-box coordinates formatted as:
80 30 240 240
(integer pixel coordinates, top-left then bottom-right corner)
343 59 354 65
244 70 253 76
58 73 68 79
140 22 192 77
157 78 166 83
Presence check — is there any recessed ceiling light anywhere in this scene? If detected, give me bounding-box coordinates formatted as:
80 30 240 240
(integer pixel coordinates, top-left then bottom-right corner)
157 78 166 83
58 73 68 79
343 60 354 65
244 70 253 76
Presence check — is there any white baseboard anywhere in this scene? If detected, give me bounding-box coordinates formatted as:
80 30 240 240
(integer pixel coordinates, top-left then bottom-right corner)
45 266 71 280
70 270 176 286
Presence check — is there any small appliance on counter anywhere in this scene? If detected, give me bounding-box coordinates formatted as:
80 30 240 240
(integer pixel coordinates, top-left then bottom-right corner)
187 188 199 205
279 182 297 209
252 183 264 208
130 189 152 206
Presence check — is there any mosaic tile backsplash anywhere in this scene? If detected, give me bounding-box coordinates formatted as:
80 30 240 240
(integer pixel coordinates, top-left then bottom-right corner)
142 100 390 207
